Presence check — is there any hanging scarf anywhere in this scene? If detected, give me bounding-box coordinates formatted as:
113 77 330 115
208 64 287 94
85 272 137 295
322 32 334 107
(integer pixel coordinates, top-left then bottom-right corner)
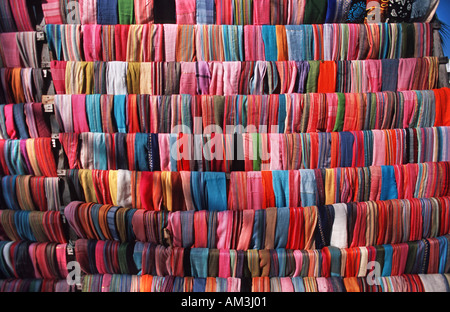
97 0 118 24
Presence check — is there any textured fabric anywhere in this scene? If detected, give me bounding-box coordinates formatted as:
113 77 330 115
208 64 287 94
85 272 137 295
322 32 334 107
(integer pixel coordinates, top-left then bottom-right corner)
134 0 154 24
80 0 97 24
97 0 118 24
118 0 135 24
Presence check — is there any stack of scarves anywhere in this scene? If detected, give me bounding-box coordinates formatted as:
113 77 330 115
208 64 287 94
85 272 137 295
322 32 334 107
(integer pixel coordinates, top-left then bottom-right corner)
0 210 67 243
6 0 445 295
70 235 450 278
0 241 69 280
52 57 439 96
40 0 439 26
41 0 154 25
0 279 74 292
0 176 61 211
0 138 58 177
52 89 450 136
0 32 39 68
58 165 450 211
56 127 450 172
80 273 450 292
45 23 434 63
0 103 52 139
64 198 450 251
0 68 44 104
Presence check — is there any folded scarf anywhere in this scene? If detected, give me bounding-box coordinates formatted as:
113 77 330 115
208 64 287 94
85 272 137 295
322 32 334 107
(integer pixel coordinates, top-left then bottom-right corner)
196 0 215 24
118 0 135 24
97 0 118 24
80 0 97 24
134 0 154 24
16 32 38 68
0 33 21 68
176 0 196 24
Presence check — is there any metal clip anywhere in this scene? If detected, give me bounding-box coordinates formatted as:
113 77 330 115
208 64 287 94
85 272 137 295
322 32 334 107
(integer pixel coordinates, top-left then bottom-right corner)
57 169 67 176
36 31 45 41
44 104 54 113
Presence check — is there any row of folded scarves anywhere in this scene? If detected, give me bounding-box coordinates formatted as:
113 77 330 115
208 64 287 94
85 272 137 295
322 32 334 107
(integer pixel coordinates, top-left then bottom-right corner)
2 162 449 213
50 89 450 137
1 234 450 281
0 67 45 105
1 273 448 292
64 197 450 249
3 90 441 141
50 57 440 98
41 0 440 26
3 184 450 248
0 126 448 176
0 103 52 140
44 22 434 63
52 126 450 173
0 279 73 292
0 32 40 68
80 273 450 292
2 158 450 213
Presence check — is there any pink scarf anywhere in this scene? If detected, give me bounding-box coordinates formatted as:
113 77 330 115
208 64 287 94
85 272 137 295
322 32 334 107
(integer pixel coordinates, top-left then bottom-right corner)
0 33 22 68
253 0 270 25
82 25 102 62
179 62 197 95
366 59 382 92
246 172 263 210
175 0 196 24
80 0 97 24
223 62 241 95
72 94 90 133
163 24 178 62
134 0 154 24
209 62 224 95
397 58 417 91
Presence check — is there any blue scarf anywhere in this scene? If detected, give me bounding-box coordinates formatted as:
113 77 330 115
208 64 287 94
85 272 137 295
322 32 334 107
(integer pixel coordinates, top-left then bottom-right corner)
135 133 150 171
97 0 118 24
190 248 209 278
149 133 160 171
93 133 107 170
86 94 102 133
261 25 278 62
251 209 266 249
114 95 127 133
380 165 398 201
204 172 227 211
272 171 289 208
196 0 215 24
339 132 354 168
274 208 290 249
190 172 205 211
13 103 29 139
278 94 286 133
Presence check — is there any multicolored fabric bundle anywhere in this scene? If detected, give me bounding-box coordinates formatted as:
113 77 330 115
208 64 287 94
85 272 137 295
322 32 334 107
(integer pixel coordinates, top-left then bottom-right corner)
44 23 434 62
40 0 439 26
0 0 448 293
52 57 440 96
